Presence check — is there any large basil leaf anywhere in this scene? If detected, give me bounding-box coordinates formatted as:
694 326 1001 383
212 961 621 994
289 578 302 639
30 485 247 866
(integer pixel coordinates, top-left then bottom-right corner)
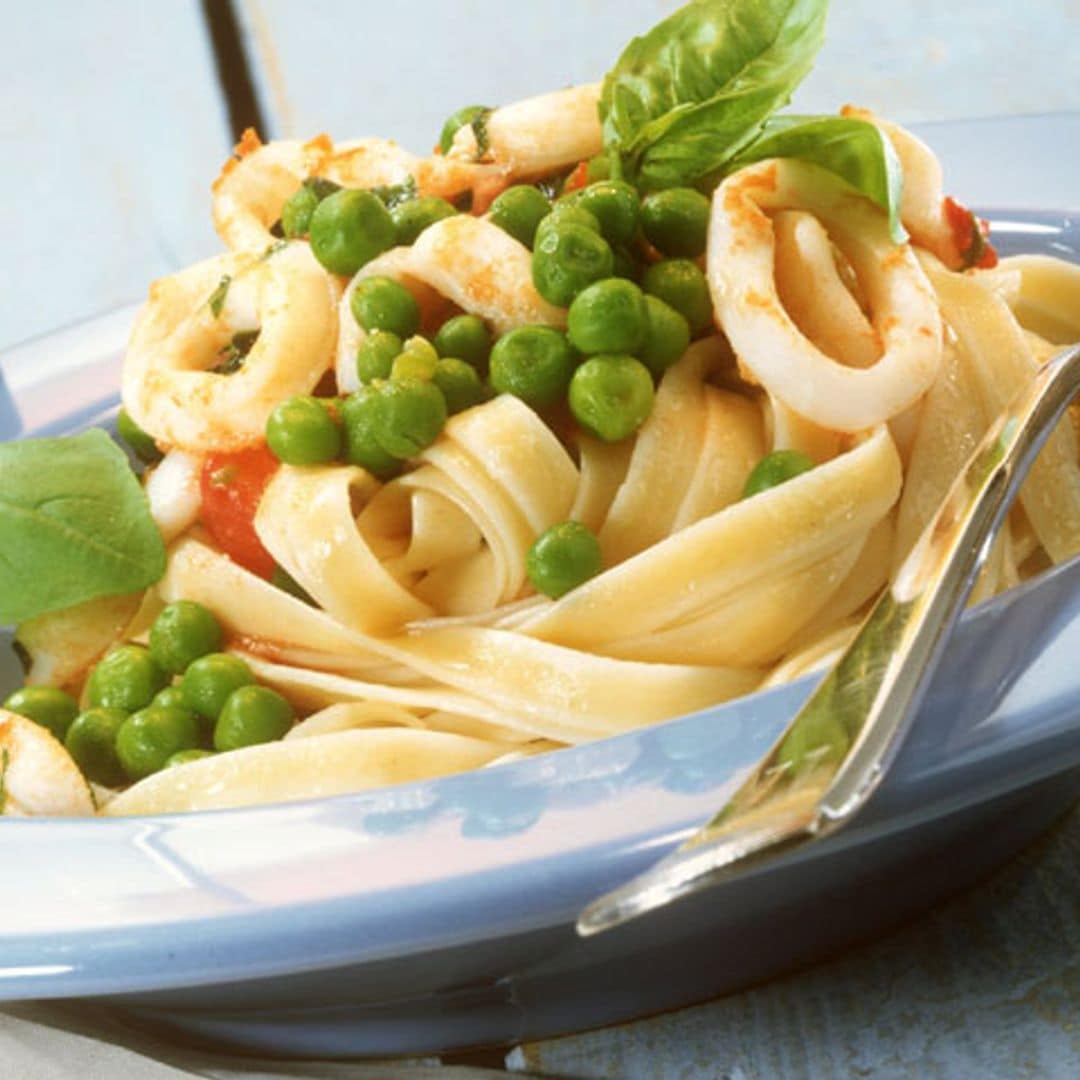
600 0 828 189
0 430 166 623
729 114 907 242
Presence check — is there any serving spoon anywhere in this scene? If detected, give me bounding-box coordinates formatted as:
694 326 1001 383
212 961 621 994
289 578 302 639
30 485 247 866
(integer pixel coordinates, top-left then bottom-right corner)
578 340 1080 938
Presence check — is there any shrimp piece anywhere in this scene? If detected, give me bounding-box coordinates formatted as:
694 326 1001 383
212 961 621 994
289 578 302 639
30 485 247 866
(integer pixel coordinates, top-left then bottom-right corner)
0 711 95 816
123 243 338 452
447 84 603 179
335 217 564 393
708 158 942 432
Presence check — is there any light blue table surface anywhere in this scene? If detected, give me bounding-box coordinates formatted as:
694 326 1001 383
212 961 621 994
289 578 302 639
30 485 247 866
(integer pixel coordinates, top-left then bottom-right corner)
1 2 1077 1076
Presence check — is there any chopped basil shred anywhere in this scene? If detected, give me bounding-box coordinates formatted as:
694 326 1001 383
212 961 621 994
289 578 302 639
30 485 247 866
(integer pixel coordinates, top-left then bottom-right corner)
207 274 231 318
211 330 260 375
471 108 494 158
260 239 289 260
369 176 418 210
0 748 9 814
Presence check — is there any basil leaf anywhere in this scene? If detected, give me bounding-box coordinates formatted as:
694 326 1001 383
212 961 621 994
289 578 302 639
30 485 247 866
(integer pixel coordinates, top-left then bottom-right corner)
0 430 166 624
600 0 828 189
729 115 907 243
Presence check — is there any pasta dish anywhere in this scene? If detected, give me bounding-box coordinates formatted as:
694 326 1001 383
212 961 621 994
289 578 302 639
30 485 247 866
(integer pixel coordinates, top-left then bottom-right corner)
1 0 1078 817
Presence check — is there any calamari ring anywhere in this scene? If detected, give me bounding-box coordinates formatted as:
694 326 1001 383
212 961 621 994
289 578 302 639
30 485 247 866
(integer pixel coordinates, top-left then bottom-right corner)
447 84 602 177
212 130 497 253
842 106 976 270
336 216 564 393
707 158 942 432
123 243 338 452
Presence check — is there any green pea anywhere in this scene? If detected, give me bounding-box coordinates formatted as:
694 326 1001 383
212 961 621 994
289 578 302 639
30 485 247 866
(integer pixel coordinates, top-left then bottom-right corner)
399 335 439 365
391 196 457 245
537 203 601 238
214 685 294 752
117 705 201 781
116 408 161 464
281 185 320 239
433 314 492 370
165 748 215 769
309 189 396 276
356 330 403 383
391 350 438 383
641 188 711 257
371 378 448 459
586 154 614 183
439 104 489 155
350 276 420 338
574 181 641 247
149 601 224 676
611 246 642 282
569 355 655 442
266 395 342 465
532 223 614 308
489 326 576 409
639 296 691 377
180 653 255 722
64 708 127 787
340 387 403 479
489 185 551 248
567 278 649 356
433 358 485 414
151 685 187 711
153 684 212 745
3 686 79 741
526 521 603 599
87 645 168 713
742 450 815 499
281 177 342 239
641 259 713 336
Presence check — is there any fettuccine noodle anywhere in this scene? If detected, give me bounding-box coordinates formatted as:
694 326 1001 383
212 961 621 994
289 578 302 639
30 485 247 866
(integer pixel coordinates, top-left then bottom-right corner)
8 74 1078 818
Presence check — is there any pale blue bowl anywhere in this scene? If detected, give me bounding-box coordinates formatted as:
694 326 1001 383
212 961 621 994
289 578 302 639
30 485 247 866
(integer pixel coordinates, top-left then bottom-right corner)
0 207 1076 1058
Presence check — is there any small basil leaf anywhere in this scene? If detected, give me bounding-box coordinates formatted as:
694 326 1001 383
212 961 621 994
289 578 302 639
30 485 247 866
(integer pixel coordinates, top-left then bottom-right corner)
0 430 166 624
369 176 418 210
471 108 494 158
207 274 231 318
600 0 828 188
729 115 907 243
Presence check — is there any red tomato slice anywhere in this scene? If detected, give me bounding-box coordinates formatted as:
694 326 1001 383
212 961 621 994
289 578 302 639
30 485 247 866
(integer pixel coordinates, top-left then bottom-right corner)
944 196 999 269
199 445 279 579
563 161 589 194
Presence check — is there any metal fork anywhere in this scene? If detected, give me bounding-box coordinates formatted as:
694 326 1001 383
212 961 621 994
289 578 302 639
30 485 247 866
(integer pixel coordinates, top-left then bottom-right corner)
578 341 1080 938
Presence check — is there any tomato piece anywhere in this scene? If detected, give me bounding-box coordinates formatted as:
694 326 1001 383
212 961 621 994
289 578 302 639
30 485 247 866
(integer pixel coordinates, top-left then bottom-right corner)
944 196 998 270
198 445 279 578
563 161 589 194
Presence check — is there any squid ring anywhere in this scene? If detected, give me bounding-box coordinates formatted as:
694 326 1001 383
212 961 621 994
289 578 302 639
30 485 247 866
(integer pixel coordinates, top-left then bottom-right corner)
707 158 942 432
336 215 564 392
123 243 338 452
